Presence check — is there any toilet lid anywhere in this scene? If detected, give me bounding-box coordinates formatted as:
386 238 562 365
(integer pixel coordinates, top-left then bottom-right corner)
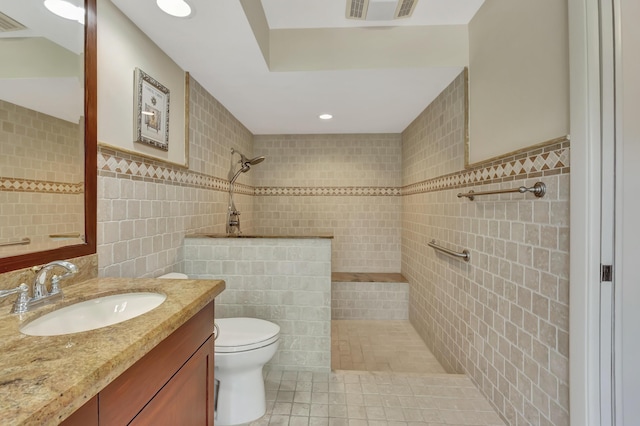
215 317 280 353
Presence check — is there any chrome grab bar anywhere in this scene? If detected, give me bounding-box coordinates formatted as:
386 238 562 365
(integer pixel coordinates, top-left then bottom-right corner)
49 233 81 239
0 237 30 248
457 181 546 201
428 240 470 262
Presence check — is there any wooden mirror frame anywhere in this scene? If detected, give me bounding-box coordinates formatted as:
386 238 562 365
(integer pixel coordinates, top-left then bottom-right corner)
0 0 97 273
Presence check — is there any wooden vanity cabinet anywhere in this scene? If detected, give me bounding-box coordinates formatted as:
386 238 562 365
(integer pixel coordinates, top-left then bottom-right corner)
61 301 215 426
60 395 98 426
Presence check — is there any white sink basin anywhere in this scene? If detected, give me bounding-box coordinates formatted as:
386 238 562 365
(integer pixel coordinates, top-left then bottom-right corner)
20 292 167 336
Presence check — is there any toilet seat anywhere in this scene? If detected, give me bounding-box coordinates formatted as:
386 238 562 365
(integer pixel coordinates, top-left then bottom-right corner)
215 317 280 353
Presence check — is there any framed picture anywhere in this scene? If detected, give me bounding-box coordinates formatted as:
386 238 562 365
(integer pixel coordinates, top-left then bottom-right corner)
134 68 170 151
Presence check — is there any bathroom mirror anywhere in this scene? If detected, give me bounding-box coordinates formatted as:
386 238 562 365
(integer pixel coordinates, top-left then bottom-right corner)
0 0 96 273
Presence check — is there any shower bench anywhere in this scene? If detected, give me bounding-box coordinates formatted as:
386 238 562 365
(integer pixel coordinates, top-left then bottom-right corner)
331 272 409 320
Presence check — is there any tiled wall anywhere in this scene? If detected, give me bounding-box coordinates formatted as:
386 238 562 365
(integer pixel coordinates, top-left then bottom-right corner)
0 100 84 254
97 77 255 277
252 134 402 272
402 71 570 426
183 237 332 372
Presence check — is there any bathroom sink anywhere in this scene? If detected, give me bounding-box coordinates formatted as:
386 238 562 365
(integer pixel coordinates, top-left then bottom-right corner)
20 292 167 336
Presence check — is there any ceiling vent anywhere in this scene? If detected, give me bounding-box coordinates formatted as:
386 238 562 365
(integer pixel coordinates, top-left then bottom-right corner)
0 12 26 33
346 0 419 21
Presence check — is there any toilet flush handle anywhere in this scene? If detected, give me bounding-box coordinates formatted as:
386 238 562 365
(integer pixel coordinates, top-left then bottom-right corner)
213 322 220 340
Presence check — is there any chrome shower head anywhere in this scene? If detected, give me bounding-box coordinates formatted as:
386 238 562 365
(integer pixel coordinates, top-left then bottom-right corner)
229 148 266 184
237 151 265 168
246 156 265 166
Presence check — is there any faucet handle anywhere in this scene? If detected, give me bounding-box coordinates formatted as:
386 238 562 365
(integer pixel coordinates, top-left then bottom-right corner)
12 284 29 314
0 283 29 314
49 263 78 294
0 283 28 299
50 275 62 295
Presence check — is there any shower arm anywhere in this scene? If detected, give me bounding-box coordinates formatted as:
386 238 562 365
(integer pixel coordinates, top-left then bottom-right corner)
229 167 245 186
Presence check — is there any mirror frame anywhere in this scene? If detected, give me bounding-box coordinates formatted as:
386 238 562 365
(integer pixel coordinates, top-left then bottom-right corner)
0 0 97 273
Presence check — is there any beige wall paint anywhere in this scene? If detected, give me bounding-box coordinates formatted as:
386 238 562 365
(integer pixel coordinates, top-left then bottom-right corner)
97 0 187 166
270 25 468 71
467 0 569 164
0 38 81 79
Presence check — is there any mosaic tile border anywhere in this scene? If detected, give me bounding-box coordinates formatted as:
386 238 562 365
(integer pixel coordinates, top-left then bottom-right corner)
97 147 253 195
99 139 569 198
403 138 570 196
254 187 401 196
0 177 83 194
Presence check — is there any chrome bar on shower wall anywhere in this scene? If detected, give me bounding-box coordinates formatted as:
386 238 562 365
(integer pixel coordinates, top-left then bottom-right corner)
457 181 546 201
0 237 31 248
49 233 82 239
428 240 471 262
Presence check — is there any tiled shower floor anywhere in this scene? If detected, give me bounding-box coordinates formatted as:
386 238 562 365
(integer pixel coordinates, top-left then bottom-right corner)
331 320 446 374
248 321 506 425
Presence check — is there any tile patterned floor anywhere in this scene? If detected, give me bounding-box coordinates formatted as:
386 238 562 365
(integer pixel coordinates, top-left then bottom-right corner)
243 320 505 425
250 370 505 426
331 321 446 374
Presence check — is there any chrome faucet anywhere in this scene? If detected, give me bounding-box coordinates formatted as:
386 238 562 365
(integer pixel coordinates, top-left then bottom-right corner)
0 260 79 314
31 260 78 302
32 260 78 300
227 205 241 235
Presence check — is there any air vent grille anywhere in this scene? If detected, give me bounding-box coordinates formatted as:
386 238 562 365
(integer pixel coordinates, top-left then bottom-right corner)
395 0 418 18
347 0 418 20
0 12 26 33
346 0 369 19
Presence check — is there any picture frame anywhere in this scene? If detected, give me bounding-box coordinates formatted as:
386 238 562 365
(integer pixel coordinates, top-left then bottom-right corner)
134 68 170 151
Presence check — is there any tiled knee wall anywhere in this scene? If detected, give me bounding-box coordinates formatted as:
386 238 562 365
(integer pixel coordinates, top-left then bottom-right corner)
331 281 409 320
183 237 332 372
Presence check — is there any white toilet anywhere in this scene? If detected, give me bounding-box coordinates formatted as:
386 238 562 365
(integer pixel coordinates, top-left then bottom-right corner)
157 272 280 426
215 317 280 425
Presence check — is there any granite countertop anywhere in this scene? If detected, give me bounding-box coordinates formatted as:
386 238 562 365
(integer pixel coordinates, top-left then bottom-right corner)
186 233 334 239
0 277 225 425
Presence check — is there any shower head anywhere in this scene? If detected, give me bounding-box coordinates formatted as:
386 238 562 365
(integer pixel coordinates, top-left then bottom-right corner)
237 151 265 168
245 155 265 166
229 148 266 184
231 148 265 167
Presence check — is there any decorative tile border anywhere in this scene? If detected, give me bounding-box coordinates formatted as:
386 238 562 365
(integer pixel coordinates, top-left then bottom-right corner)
0 177 83 194
97 147 253 195
254 187 401 196
99 139 569 198
403 138 570 196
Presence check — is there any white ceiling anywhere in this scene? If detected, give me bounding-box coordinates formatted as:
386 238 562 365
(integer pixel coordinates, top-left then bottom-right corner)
262 0 484 29
0 0 84 54
110 0 484 135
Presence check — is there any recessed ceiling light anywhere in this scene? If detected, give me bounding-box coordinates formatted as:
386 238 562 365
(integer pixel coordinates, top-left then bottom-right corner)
43 0 85 24
319 114 333 120
157 0 192 18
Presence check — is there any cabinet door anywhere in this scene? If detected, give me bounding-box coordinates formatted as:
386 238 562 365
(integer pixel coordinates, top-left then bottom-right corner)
100 302 214 425
59 395 98 426
130 335 215 426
